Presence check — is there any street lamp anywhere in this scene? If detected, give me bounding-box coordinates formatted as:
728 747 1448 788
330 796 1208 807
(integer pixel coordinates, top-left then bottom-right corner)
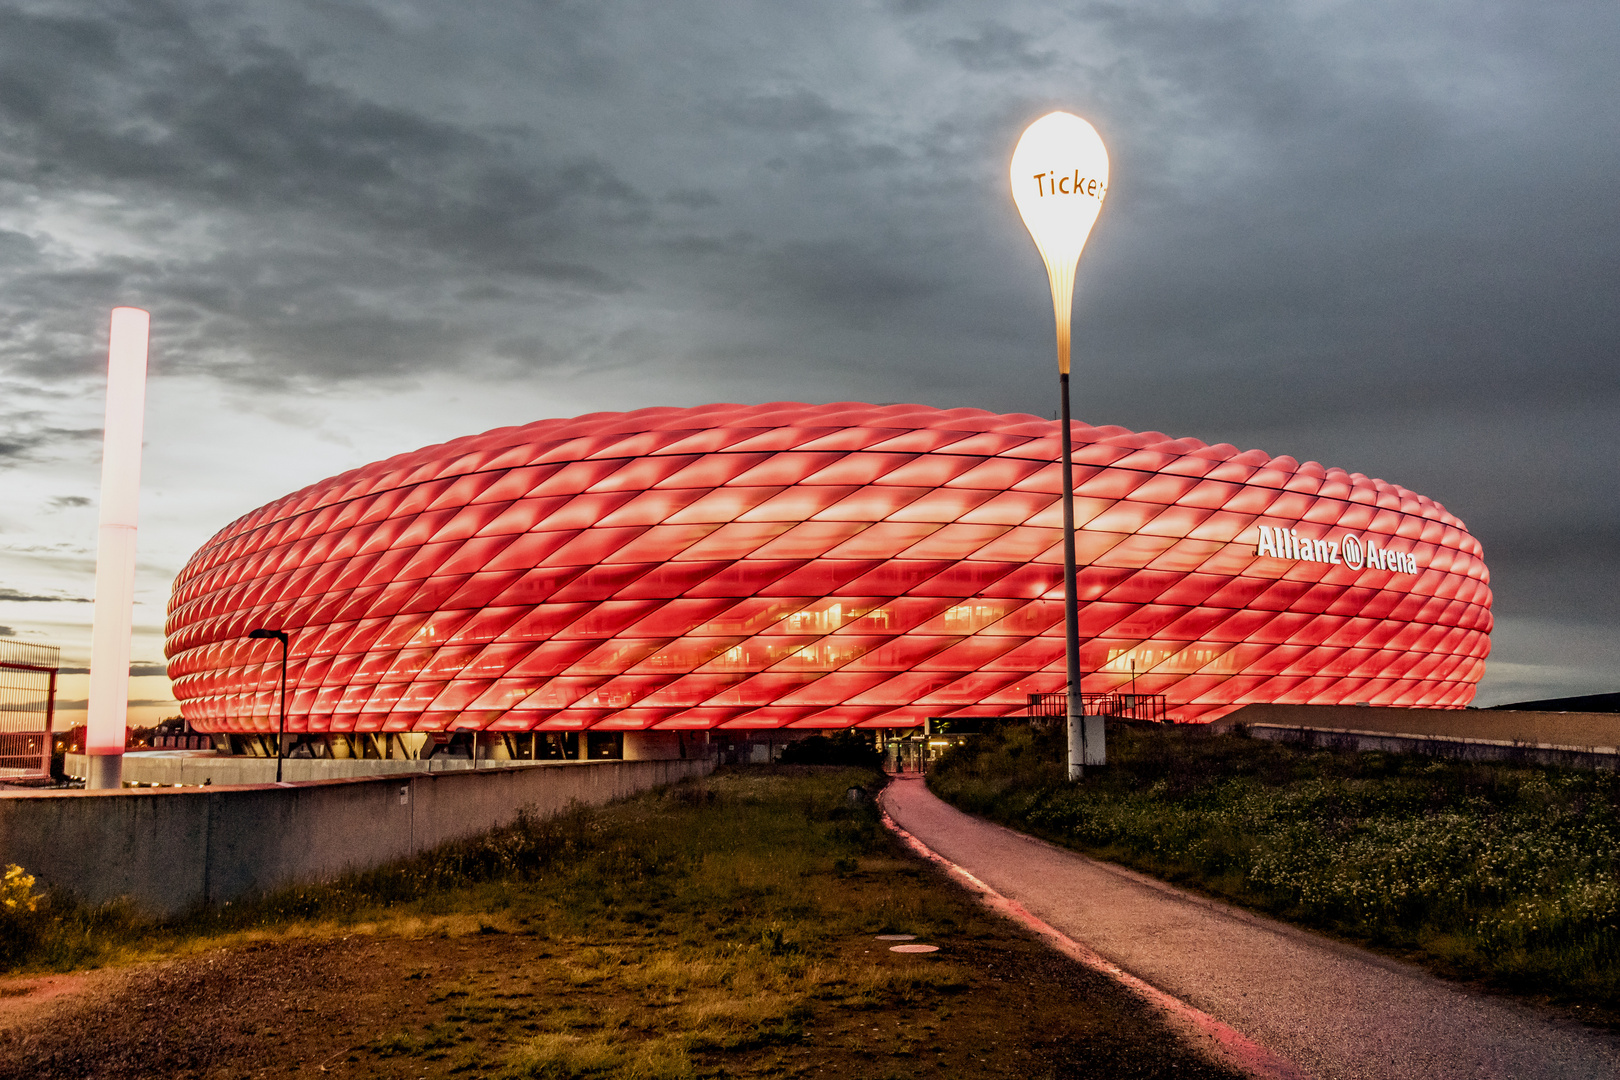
248 628 290 783
1011 111 1110 780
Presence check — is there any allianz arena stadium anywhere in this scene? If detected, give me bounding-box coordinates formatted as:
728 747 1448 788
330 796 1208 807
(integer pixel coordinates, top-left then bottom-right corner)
164 402 1492 740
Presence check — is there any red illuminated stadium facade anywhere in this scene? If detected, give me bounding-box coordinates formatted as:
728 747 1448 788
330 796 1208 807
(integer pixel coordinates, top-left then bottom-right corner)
164 403 1492 737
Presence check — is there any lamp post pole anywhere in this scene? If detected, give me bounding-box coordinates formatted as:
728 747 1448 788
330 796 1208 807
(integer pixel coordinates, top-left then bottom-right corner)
1011 112 1110 780
1058 365 1083 776
248 629 289 783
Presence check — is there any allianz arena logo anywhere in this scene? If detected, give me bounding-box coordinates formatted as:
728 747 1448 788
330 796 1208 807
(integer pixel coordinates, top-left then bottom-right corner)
1254 524 1419 575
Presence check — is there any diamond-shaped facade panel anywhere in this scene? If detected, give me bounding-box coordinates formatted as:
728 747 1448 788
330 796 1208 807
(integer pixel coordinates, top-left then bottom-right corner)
164 403 1492 731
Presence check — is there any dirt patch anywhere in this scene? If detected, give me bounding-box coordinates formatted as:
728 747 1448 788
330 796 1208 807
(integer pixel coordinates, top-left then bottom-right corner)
0 971 124 1030
0 925 1237 1079
0 941 366 1080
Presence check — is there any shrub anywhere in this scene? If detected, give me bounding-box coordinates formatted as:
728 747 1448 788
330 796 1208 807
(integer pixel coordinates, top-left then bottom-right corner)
0 864 44 964
778 731 881 768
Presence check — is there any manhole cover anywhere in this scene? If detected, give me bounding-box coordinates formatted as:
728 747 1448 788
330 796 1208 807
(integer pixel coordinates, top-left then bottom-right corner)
889 944 939 954
875 934 916 941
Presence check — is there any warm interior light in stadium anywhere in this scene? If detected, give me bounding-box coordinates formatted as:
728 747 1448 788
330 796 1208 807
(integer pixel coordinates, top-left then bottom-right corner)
86 306 151 790
1011 111 1109 780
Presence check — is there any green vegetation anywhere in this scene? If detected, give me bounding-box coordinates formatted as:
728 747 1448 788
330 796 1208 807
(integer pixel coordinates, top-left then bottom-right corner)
0 863 43 965
929 723 1620 1009
777 729 883 767
1 767 1238 1079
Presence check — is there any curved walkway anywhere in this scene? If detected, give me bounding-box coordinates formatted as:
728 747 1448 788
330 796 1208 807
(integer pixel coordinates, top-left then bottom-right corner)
880 775 1620 1080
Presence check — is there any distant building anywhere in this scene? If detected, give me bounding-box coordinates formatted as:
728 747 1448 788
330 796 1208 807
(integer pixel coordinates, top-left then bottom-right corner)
163 402 1491 748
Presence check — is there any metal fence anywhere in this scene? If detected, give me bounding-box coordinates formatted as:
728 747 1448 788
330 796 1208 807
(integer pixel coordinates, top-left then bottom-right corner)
1027 691 1169 724
0 640 59 781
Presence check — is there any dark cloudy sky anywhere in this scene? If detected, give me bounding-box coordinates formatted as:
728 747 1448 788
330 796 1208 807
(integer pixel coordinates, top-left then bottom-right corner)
2 0 1616 721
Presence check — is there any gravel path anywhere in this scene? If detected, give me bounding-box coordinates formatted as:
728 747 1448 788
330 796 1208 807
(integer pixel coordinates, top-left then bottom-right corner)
881 774 1620 1080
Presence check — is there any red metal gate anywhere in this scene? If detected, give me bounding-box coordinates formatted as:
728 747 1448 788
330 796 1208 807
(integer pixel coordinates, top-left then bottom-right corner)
0 640 59 781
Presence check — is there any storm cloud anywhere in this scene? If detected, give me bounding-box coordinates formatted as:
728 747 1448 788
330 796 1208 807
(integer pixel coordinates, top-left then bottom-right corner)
0 587 90 603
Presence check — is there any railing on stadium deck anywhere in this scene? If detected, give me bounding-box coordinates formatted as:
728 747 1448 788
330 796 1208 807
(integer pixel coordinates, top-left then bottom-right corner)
0 640 59 782
1025 690 1168 725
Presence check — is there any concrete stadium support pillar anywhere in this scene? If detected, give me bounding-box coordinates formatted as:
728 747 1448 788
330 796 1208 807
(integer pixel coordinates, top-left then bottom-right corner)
86 307 151 791
624 730 687 760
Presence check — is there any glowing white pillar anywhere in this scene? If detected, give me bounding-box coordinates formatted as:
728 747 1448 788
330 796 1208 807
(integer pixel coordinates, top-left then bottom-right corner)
85 307 151 790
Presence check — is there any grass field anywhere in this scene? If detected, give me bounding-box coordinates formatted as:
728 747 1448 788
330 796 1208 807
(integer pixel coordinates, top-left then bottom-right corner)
927 722 1620 1016
0 766 1239 1079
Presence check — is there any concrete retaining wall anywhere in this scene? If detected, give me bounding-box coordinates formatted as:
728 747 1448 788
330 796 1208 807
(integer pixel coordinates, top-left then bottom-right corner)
1241 724 1620 771
65 751 526 786
64 730 703 786
1219 702 1620 748
0 756 712 917
1212 703 1620 771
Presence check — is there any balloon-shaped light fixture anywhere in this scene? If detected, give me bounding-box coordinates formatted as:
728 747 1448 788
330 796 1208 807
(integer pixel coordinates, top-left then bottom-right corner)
1011 111 1109 374
1010 111 1109 778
